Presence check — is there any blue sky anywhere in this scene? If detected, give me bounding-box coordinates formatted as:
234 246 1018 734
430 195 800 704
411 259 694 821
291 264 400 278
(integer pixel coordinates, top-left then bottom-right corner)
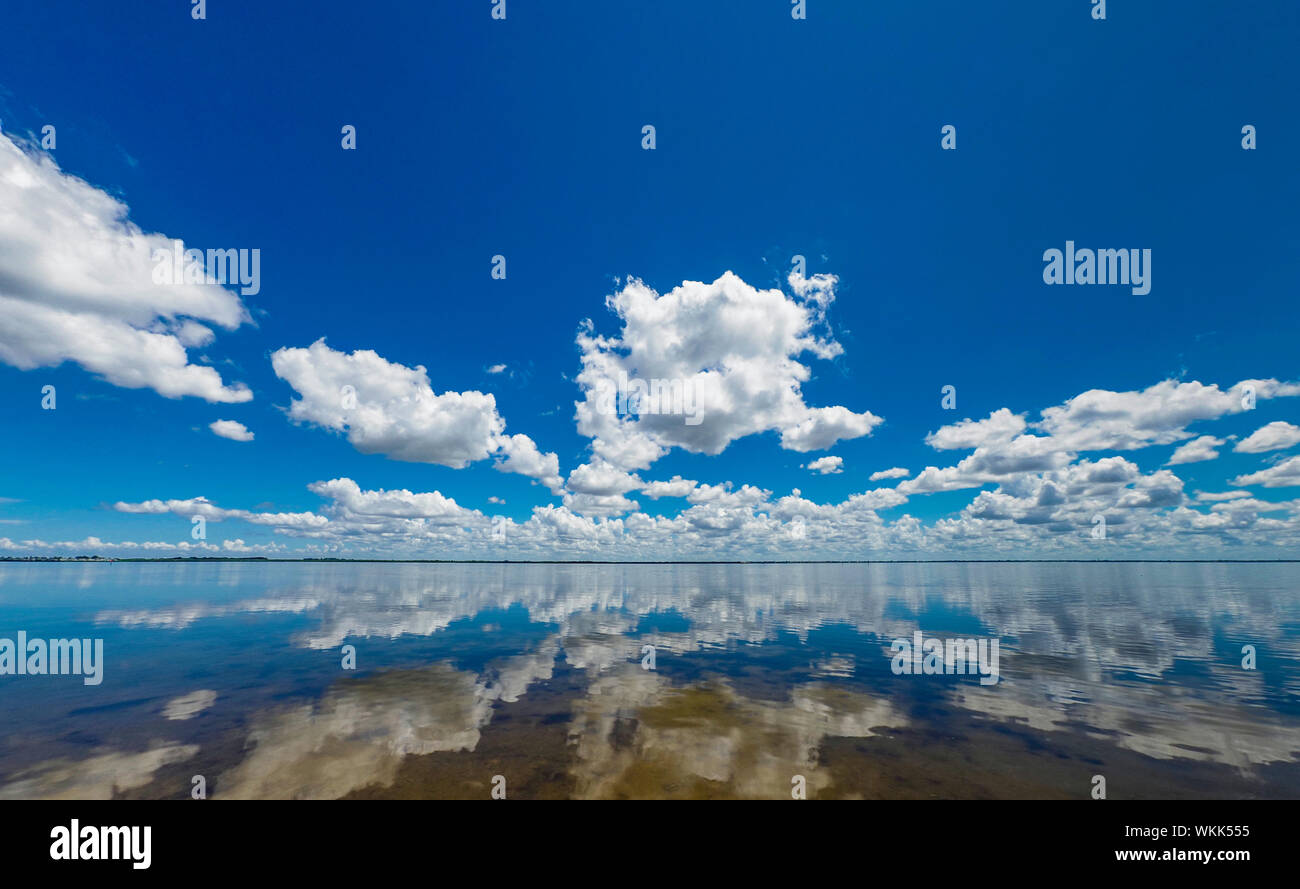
0 1 1298 559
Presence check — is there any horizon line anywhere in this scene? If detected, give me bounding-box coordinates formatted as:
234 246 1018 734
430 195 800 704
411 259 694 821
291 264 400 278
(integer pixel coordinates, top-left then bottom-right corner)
3 557 1298 565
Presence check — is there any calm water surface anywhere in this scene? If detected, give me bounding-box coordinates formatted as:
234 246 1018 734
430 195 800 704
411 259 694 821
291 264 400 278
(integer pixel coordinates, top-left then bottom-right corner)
1 561 1297 799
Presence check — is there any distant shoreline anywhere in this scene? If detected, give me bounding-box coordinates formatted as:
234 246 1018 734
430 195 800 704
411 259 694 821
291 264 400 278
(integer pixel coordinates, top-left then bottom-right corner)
2 557 1297 565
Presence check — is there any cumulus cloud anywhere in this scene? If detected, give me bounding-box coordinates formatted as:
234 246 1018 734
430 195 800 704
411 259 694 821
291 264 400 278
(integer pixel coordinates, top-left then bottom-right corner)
927 380 1300 467
495 433 564 494
0 535 284 555
925 408 1026 450
306 478 475 525
210 419 253 442
0 133 252 402
1232 456 1300 489
99 450 1300 558
573 271 882 471
1033 379 1300 452
1166 435 1224 466
565 460 643 497
899 435 1071 496
113 495 329 530
639 476 698 499
89 374 1300 558
901 378 1300 528
271 340 561 490
805 455 843 475
1235 421 1300 455
869 467 910 481
562 491 642 517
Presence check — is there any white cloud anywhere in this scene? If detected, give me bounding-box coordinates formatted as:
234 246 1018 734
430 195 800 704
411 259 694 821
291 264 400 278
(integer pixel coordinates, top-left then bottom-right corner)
307 478 474 524
686 482 772 508
272 340 501 467
1166 435 1224 466
897 465 988 496
1033 379 1300 452
80 366 1300 558
0 535 252 555
573 271 882 471
0 133 251 402
271 340 561 490
901 379 1300 529
639 476 698 499
1232 456 1300 489
210 419 254 442
1235 421 1300 454
487 364 506 374
495 433 564 494
1195 490 1252 502
565 460 643 497
1207 497 1295 514
560 459 644 516
97 443 1300 559
839 487 909 512
869 467 910 481
113 496 329 530
926 408 1026 450
562 492 641 517
899 434 1071 496
805 455 843 475
927 380 1300 470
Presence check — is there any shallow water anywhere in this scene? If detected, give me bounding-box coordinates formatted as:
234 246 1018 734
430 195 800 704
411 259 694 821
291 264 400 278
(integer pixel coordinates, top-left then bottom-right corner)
0 561 1297 799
